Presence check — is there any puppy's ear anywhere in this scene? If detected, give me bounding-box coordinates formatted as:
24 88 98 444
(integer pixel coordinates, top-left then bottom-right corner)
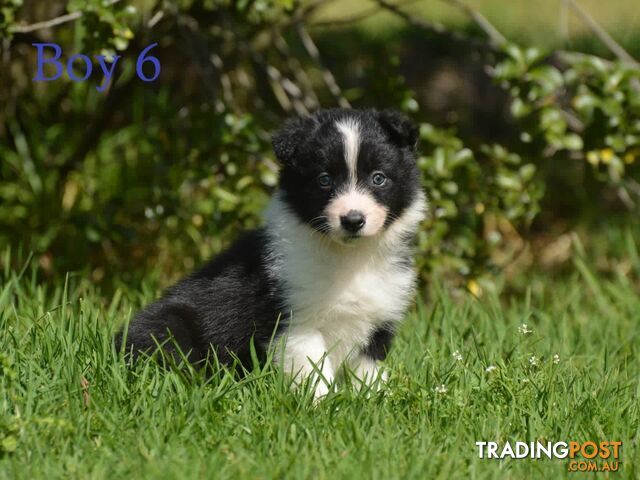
272 116 309 166
376 110 419 149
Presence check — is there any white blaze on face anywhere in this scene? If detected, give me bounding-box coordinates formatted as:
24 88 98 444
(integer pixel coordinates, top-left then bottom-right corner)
326 118 388 239
335 118 360 187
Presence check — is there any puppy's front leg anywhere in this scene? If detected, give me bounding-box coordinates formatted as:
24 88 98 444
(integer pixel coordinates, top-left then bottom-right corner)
344 324 395 391
277 327 334 399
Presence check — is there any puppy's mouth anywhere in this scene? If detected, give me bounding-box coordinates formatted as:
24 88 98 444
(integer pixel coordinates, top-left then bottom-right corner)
334 228 382 245
309 224 366 245
329 234 363 247
342 233 362 241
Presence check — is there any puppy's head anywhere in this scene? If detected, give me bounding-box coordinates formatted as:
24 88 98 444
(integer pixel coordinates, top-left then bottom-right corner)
272 109 422 244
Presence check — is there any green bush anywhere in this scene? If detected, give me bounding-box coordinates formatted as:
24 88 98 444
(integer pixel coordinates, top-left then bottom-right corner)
1 1 638 289
416 123 542 285
494 44 640 189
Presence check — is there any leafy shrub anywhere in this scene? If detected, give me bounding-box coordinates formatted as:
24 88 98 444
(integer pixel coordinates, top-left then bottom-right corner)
416 123 542 284
493 44 640 196
0 1 638 289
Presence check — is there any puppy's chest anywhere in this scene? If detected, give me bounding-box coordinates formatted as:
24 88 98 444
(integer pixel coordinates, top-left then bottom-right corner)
278 253 415 329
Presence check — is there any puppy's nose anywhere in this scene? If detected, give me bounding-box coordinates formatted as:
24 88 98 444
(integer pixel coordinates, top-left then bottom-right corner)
340 210 366 233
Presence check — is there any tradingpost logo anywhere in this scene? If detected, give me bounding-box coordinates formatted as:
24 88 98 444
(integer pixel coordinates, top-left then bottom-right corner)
476 440 622 473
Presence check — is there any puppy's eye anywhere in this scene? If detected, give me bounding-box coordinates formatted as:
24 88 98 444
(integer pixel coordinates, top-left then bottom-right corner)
371 172 387 186
317 173 332 189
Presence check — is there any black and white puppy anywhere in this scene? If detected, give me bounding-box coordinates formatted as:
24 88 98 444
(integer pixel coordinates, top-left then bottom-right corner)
118 108 426 397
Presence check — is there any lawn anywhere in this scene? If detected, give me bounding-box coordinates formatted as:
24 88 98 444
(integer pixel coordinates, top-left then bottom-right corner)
0 247 639 479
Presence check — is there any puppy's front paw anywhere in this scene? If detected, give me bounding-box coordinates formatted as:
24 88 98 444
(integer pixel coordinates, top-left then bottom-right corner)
275 328 335 401
348 355 388 392
311 378 331 401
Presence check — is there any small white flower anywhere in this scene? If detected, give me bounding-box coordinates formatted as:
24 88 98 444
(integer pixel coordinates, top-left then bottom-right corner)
553 354 560 364
522 378 530 384
435 384 448 394
485 365 497 373
518 323 533 335
529 356 539 367
452 350 463 362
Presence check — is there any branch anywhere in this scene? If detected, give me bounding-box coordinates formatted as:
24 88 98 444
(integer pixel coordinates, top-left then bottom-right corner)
560 109 585 132
277 0 330 32
263 62 310 115
292 0 330 23
248 50 297 114
374 0 496 52
10 0 122 33
310 4 383 28
555 49 613 67
565 0 640 68
296 24 350 108
375 0 451 36
147 10 165 29
310 0 422 28
617 185 636 209
626 178 640 198
11 11 82 33
210 53 235 107
440 0 506 48
272 33 320 109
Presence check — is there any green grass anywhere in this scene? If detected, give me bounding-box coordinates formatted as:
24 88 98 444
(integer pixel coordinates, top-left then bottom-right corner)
1 249 639 479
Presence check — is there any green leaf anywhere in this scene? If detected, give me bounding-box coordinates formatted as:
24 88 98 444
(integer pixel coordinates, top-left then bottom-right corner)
1 435 18 453
562 134 584 151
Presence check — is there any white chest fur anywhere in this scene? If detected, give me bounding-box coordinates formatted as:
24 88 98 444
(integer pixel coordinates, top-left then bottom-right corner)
264 194 425 377
276 238 414 338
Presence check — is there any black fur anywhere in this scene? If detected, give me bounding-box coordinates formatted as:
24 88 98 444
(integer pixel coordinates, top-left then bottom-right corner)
363 323 397 361
117 108 421 371
117 230 284 367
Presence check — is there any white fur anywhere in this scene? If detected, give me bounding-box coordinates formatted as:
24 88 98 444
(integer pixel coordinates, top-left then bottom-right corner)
335 119 361 186
330 119 390 239
346 354 389 390
265 191 426 398
277 327 334 398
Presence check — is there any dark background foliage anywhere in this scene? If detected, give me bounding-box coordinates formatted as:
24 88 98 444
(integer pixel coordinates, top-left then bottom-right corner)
1 0 639 293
